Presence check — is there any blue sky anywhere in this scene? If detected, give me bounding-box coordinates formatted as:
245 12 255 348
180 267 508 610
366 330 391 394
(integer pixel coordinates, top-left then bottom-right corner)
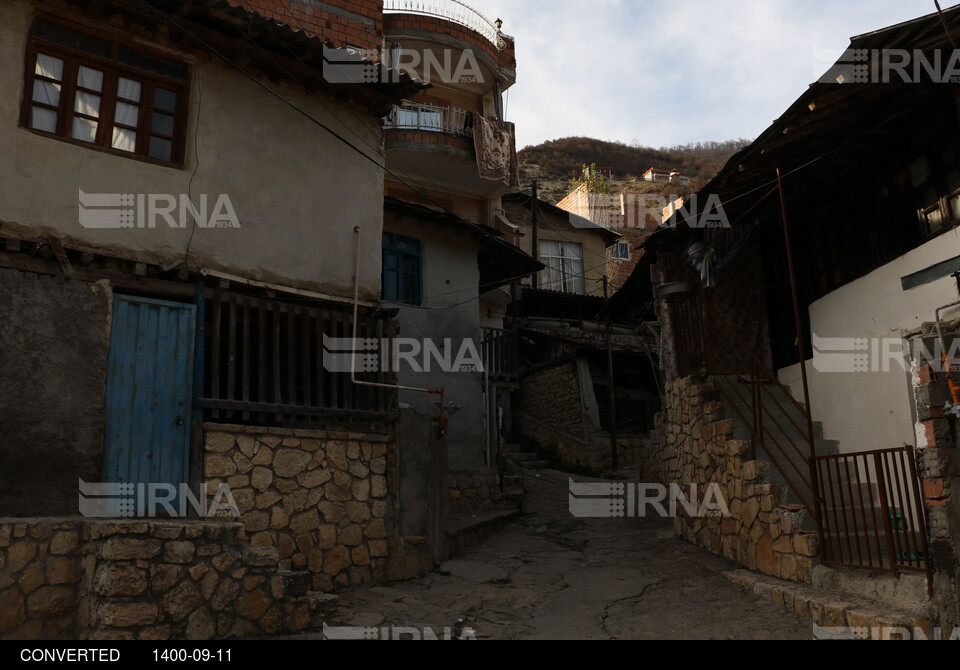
466 0 955 149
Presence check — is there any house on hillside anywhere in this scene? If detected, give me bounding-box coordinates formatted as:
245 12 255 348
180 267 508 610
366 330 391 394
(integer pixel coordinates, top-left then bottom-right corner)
642 167 689 184
556 182 660 291
631 5 960 626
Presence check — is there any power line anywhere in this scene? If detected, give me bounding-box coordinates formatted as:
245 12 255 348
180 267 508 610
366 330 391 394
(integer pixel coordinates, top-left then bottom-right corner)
134 0 525 258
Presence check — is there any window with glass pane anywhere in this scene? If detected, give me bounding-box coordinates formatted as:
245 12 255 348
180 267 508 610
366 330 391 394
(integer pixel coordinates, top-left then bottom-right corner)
382 233 423 306
539 241 585 294
22 20 188 165
611 241 630 260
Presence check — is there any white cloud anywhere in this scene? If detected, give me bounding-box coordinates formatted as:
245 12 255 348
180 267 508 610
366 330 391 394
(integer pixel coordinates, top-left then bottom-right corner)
467 0 953 148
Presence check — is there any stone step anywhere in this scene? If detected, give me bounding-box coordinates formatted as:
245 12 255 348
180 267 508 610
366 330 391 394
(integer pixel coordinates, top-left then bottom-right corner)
510 452 540 462
501 444 522 454
723 569 935 639
445 510 521 560
501 474 524 488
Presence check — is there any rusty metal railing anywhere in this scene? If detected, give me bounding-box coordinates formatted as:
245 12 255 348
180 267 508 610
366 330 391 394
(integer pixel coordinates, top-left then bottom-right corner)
699 297 817 515
384 101 474 137
814 447 932 585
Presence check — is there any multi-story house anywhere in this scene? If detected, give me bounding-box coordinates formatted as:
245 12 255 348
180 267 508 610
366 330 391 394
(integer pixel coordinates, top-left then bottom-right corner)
378 3 541 483
0 0 522 641
556 182 660 291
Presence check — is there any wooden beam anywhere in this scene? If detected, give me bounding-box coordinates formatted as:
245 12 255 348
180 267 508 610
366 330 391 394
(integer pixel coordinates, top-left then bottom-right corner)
45 236 75 278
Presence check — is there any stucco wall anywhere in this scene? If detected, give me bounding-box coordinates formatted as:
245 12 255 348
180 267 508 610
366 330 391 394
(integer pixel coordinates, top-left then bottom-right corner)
0 0 384 301
502 200 609 298
382 213 485 470
778 229 960 454
0 271 112 516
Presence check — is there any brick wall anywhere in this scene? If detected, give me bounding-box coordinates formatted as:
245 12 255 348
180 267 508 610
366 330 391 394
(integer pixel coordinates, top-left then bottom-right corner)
231 0 383 51
909 328 960 626
384 13 516 72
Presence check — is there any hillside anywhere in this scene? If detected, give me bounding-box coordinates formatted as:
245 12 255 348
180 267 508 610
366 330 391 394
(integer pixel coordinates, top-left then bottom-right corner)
517 137 751 205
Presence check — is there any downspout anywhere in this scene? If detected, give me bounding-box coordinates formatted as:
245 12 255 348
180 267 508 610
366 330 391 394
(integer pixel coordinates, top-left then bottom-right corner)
350 226 447 429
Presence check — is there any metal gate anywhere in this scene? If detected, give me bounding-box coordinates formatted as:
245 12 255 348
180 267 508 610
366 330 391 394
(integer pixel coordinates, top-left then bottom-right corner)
102 295 197 515
814 446 932 585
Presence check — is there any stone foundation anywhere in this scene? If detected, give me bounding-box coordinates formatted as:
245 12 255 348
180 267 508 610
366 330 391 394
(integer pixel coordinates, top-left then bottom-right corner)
640 377 820 583
515 412 644 473
203 425 391 593
448 471 515 514
0 519 339 640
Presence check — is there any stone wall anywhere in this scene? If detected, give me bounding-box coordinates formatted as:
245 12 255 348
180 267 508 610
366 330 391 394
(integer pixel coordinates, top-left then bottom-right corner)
515 411 644 473
0 519 339 640
448 471 514 515
203 425 391 593
640 377 820 583
519 361 587 439
0 520 82 639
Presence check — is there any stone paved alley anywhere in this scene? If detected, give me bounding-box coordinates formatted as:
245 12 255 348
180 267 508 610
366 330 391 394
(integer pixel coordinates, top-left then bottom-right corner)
331 469 813 640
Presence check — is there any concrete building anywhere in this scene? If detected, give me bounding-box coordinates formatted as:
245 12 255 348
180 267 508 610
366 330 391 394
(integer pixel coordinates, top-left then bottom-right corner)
379 5 540 475
0 0 532 641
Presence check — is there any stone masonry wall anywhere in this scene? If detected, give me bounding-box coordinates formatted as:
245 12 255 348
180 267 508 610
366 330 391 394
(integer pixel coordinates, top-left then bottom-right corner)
0 519 339 640
203 425 390 593
640 377 819 583
448 471 514 515
519 361 586 440
0 520 82 639
515 410 644 473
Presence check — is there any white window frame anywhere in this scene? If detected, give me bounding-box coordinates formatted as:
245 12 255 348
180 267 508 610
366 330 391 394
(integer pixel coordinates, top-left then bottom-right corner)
610 241 631 261
539 241 585 294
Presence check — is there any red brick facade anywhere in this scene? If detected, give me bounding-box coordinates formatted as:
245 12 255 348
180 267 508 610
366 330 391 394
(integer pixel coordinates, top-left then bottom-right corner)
385 130 473 153
230 0 384 50
384 13 516 72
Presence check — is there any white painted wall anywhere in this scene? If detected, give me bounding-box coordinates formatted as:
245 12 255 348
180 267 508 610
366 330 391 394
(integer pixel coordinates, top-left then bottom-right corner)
0 0 386 300
779 227 960 453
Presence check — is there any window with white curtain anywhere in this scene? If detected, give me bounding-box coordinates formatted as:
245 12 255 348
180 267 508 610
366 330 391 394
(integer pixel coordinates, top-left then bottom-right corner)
23 19 189 165
610 241 631 260
539 241 585 294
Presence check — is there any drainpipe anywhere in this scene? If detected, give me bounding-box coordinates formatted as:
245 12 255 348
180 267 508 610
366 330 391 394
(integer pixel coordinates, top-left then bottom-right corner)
350 226 448 429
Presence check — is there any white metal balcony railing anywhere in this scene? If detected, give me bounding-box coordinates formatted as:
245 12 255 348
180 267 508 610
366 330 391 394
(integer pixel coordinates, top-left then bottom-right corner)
383 0 507 51
384 101 474 138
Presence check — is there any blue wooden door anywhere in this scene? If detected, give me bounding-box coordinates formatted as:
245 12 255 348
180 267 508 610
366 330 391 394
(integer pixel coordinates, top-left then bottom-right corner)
103 295 197 516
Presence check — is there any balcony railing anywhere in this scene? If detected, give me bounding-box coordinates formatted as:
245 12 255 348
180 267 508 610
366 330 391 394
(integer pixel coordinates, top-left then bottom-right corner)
384 101 474 138
384 0 506 51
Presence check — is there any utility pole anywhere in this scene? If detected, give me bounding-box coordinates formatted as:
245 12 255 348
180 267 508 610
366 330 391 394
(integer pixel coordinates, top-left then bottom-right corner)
531 180 539 289
603 275 618 469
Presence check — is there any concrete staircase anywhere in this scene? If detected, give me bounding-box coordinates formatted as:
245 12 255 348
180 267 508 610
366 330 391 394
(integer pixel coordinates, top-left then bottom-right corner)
711 375 837 530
